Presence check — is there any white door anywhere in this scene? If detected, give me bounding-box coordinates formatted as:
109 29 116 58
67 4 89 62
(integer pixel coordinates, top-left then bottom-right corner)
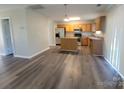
2 19 13 55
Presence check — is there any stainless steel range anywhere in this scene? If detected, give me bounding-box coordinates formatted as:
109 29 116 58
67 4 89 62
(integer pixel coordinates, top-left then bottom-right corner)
74 29 82 42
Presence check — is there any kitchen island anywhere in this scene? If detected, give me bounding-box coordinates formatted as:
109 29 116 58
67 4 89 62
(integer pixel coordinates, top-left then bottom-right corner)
61 37 78 51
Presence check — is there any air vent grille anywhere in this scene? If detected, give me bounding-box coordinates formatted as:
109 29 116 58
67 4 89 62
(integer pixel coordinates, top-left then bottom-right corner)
28 5 44 10
96 4 102 7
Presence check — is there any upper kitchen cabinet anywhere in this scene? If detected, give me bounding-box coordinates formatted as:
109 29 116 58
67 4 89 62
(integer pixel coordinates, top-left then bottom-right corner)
68 24 74 32
65 25 71 32
86 24 92 31
57 23 92 32
82 24 87 31
82 24 92 32
65 24 74 32
73 24 82 29
57 24 65 28
95 16 106 31
57 24 74 32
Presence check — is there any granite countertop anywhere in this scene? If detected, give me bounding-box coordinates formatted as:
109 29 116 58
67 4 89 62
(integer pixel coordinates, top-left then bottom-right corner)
61 37 78 39
88 36 103 40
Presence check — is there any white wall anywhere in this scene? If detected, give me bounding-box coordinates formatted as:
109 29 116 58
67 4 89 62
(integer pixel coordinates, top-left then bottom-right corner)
26 9 54 57
104 5 124 77
0 9 29 57
48 20 56 46
0 8 55 58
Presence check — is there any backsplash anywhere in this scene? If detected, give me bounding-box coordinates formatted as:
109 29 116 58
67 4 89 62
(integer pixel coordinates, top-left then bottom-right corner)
66 32 74 37
66 31 93 37
82 32 93 37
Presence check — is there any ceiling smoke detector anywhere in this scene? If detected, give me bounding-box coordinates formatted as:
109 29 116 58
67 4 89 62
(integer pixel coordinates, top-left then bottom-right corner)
28 5 44 10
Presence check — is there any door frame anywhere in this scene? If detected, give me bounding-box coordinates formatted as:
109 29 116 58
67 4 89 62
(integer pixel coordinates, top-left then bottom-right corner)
0 17 15 55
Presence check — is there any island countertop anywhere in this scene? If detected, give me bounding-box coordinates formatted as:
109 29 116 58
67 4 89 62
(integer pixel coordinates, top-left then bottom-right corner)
88 36 103 40
61 37 78 39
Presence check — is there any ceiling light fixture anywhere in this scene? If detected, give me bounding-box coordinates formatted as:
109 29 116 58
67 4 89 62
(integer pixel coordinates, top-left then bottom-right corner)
69 17 80 21
64 4 69 21
63 4 80 22
64 18 69 22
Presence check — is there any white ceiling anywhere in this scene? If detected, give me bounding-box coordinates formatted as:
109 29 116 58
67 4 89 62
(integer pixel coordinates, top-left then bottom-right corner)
0 4 29 11
0 4 110 22
38 4 109 22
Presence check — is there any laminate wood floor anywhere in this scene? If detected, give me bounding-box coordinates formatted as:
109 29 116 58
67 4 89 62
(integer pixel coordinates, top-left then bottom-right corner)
0 46 123 89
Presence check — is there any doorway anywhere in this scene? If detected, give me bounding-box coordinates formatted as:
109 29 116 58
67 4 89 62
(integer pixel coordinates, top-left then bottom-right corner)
0 18 14 56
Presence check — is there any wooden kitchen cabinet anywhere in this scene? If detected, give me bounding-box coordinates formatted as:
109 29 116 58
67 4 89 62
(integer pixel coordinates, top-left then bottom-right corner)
95 18 101 30
86 24 92 31
65 25 70 32
81 37 88 46
81 24 92 32
57 23 92 32
82 24 87 31
66 25 74 32
68 24 74 32
57 24 65 28
57 24 73 32
95 16 105 31
89 37 103 56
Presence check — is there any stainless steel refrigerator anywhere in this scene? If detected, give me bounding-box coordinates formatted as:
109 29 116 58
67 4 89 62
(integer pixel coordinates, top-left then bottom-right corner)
55 28 65 45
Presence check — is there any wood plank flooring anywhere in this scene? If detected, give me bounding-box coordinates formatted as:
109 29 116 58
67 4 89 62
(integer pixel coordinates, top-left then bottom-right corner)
0 46 123 89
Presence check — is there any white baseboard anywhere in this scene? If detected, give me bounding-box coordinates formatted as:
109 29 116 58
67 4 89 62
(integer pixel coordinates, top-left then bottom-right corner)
14 55 30 59
104 56 124 80
29 47 50 58
0 53 6 56
49 44 56 46
14 47 50 59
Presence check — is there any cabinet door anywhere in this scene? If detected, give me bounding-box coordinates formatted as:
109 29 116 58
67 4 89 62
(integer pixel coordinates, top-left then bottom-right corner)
65 25 70 32
86 24 92 31
57 24 65 28
92 40 103 55
95 17 103 31
69 24 74 32
81 38 88 46
82 24 87 31
65 25 73 32
78 24 82 29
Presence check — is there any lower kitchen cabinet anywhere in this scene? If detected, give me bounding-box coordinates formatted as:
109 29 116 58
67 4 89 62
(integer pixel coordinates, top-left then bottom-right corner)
81 37 88 46
89 37 103 56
